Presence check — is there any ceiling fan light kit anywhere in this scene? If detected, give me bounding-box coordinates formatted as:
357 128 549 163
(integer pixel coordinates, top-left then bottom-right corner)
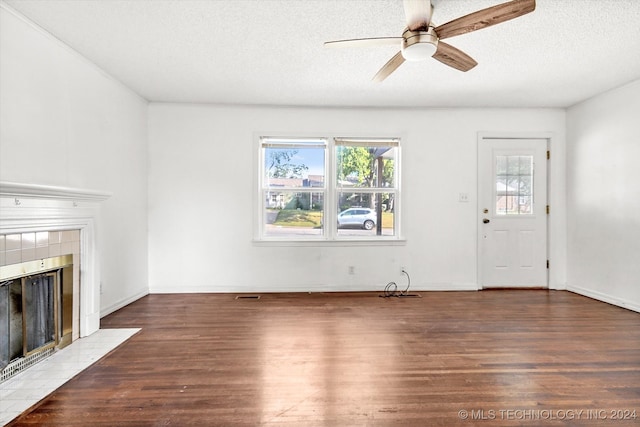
325 0 536 82
401 27 438 61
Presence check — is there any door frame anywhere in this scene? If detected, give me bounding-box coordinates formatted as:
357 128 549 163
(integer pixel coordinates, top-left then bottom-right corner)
477 132 553 290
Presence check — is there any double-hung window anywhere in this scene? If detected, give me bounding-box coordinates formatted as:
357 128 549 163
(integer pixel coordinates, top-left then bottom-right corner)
334 138 399 238
259 138 327 238
258 136 400 241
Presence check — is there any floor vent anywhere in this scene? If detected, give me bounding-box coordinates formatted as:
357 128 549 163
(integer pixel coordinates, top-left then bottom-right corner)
235 295 261 300
1 347 55 383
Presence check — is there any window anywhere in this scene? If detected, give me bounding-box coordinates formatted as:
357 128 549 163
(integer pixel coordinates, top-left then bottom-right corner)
495 155 533 215
335 138 398 237
258 137 400 241
260 138 326 238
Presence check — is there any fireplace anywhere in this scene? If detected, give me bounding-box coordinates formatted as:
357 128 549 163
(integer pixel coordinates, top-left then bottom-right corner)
0 181 110 382
1 255 73 381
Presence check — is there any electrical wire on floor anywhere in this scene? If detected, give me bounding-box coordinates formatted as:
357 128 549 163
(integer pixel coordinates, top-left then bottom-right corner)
380 269 421 298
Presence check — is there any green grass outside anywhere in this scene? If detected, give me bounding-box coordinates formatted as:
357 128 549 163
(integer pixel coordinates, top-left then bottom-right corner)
273 209 323 227
272 209 394 228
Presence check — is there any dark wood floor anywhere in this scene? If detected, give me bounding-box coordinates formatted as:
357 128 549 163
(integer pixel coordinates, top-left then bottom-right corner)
8 291 640 426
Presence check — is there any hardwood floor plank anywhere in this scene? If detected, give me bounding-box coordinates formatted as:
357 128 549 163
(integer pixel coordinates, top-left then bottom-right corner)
7 290 640 426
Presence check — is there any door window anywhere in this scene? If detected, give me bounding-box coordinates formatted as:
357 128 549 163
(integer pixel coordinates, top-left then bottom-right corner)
495 155 533 215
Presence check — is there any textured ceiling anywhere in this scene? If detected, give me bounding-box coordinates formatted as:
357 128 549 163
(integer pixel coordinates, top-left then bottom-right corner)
3 0 640 108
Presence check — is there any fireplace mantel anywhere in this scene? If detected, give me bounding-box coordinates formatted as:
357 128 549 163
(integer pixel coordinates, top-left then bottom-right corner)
0 181 112 202
0 181 111 338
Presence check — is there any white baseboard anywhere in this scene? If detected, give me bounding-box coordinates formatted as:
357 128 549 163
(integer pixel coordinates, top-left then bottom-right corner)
567 285 640 313
100 289 150 317
423 282 479 291
549 281 567 290
149 282 480 294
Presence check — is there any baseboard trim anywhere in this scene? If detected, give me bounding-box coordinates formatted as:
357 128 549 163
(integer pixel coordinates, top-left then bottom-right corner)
549 282 567 290
567 285 640 313
100 289 149 317
149 282 479 294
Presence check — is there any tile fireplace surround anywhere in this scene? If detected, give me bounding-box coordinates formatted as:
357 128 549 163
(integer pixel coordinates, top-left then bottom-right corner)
0 181 111 340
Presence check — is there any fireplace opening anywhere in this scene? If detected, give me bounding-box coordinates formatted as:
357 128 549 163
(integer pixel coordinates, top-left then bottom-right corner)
0 255 73 382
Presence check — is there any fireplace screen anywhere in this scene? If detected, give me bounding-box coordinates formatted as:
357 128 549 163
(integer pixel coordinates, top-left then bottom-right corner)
0 255 73 376
0 283 8 370
25 274 56 353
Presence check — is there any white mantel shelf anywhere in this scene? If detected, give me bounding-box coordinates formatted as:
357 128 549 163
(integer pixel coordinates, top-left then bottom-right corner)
0 181 112 201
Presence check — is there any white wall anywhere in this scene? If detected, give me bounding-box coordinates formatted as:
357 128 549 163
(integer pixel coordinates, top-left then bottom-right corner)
566 79 640 312
148 104 566 293
0 5 149 314
0 2 572 301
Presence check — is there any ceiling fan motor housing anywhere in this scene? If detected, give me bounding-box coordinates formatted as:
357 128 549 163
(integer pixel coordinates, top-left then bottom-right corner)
401 27 438 61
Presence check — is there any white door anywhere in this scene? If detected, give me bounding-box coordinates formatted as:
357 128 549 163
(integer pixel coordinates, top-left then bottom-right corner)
478 138 548 288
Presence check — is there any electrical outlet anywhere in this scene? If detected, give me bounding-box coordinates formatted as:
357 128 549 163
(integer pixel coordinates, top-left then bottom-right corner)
348 266 355 275
459 193 470 202
400 266 406 274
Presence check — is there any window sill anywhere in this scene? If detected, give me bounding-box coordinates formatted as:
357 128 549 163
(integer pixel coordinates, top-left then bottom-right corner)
252 238 407 247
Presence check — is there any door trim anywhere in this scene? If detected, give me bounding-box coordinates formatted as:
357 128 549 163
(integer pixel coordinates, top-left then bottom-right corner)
477 133 552 290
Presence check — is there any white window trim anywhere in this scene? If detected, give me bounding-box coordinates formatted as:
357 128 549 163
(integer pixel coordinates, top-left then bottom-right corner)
254 134 405 246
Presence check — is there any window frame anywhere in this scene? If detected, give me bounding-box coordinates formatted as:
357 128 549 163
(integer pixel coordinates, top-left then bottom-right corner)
255 135 403 245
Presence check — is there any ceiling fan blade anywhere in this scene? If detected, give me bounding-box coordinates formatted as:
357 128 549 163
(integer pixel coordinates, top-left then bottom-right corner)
403 0 433 31
432 41 478 72
324 37 402 49
373 51 405 82
435 0 535 40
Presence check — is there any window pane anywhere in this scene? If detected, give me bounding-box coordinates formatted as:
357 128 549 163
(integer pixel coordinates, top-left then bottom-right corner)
264 145 325 189
518 156 532 175
263 191 324 237
519 175 532 196
496 154 534 216
518 196 532 214
337 192 395 237
336 145 395 188
496 155 507 175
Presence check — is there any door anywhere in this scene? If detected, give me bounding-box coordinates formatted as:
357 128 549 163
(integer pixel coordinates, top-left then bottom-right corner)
478 138 548 288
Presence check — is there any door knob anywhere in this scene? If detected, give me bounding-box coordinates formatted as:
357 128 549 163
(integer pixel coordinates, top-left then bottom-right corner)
483 218 490 224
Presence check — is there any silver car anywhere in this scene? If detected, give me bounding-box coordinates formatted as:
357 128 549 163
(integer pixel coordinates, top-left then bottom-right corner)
337 208 376 230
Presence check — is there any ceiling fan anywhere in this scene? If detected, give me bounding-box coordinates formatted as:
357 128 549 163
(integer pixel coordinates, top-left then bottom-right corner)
325 0 536 82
